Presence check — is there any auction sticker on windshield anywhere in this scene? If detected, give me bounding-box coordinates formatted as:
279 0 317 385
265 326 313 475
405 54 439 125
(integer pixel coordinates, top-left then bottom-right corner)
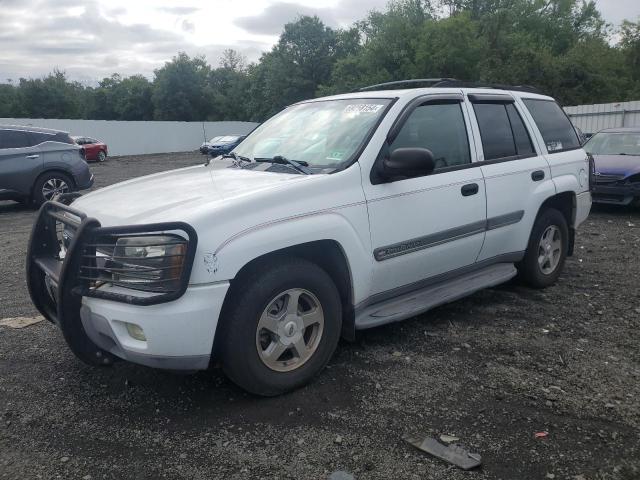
344 104 384 114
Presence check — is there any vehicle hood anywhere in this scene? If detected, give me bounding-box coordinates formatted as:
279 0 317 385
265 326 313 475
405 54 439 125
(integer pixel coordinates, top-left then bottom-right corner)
72 162 312 225
592 154 640 178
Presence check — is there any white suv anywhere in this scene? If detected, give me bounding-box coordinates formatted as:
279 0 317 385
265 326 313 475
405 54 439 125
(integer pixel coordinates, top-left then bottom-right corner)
27 80 592 396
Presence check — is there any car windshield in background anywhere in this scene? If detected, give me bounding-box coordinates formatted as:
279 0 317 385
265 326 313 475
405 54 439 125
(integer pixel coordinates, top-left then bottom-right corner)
234 98 392 169
584 132 640 156
209 136 223 143
217 136 241 143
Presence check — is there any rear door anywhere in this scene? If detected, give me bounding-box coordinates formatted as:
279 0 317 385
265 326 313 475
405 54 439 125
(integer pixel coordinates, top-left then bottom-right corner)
0 129 44 196
465 93 556 262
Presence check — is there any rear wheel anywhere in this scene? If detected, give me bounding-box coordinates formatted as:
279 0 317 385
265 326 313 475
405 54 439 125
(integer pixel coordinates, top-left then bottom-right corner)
97 150 107 162
518 208 568 288
32 172 74 205
219 257 342 396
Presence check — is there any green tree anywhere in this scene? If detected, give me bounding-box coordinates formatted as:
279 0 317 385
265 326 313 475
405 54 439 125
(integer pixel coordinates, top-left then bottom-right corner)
16 70 83 118
209 50 251 121
412 11 486 80
246 16 342 120
620 19 640 82
0 83 21 117
151 52 212 121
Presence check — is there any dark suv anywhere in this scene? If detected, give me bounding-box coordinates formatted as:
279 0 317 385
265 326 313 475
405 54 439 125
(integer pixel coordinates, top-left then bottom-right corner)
0 125 94 205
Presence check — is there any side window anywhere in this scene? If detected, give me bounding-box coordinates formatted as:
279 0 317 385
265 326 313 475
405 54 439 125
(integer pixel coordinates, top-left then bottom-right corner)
522 99 580 153
54 132 74 144
473 102 536 161
505 104 535 156
473 103 516 160
0 130 31 149
30 132 54 145
390 102 471 170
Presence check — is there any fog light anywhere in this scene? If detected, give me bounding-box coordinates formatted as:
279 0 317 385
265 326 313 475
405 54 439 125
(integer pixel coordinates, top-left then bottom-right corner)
126 323 146 341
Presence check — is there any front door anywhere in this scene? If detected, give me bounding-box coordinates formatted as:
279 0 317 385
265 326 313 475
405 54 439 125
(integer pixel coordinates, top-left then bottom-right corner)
362 95 487 298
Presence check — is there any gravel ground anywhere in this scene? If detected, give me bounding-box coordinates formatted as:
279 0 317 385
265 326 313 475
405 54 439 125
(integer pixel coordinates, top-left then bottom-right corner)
1 152 639 480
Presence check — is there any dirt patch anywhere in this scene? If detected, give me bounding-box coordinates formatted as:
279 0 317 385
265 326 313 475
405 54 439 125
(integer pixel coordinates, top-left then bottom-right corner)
1 152 639 479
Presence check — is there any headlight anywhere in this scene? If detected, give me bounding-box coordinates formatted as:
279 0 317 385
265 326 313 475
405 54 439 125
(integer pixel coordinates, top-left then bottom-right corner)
102 234 187 293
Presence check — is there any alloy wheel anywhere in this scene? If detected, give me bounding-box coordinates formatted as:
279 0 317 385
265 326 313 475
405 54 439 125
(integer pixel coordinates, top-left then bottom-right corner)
255 288 324 372
42 178 69 201
537 225 562 275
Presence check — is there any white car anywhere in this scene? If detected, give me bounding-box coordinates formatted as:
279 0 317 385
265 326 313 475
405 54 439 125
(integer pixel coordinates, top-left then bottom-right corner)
27 80 592 396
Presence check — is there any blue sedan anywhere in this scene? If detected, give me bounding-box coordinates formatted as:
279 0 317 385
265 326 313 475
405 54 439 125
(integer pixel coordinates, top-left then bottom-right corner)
207 135 246 157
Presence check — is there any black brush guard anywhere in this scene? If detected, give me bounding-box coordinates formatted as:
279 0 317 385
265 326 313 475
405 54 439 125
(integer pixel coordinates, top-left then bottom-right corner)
26 200 197 365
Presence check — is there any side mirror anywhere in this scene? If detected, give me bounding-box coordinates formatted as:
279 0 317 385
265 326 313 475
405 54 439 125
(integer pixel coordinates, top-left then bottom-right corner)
382 147 435 180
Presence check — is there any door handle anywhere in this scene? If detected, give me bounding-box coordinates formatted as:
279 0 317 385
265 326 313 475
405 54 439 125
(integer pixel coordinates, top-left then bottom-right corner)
26 154 39 159
531 170 545 181
461 183 479 196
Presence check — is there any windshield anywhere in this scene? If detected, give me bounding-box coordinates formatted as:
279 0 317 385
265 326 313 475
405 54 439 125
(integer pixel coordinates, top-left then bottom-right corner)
584 132 640 156
217 136 241 143
208 136 222 143
234 98 392 169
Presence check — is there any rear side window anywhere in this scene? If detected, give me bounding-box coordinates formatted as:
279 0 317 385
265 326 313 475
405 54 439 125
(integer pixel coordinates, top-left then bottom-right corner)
31 132 55 145
0 130 31 149
522 99 580 153
473 103 535 161
390 102 471 170
506 104 535 156
53 132 74 144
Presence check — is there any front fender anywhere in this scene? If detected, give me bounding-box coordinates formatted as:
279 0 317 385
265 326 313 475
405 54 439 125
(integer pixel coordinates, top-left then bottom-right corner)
190 208 373 305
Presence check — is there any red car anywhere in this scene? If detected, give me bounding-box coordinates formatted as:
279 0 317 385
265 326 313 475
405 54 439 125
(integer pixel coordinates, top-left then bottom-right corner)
72 136 108 162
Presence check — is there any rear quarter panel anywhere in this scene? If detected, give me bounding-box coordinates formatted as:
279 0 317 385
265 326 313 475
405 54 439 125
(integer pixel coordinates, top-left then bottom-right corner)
516 96 591 228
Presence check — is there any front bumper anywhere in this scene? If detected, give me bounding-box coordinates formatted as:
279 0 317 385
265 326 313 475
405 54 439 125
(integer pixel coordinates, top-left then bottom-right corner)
592 183 640 205
80 282 229 369
25 200 221 370
75 172 94 191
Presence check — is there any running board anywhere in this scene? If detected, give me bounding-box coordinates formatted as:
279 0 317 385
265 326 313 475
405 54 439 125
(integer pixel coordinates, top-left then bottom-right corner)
355 263 517 330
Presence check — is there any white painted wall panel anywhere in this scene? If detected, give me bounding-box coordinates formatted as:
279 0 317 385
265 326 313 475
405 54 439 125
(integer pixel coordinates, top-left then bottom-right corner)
0 118 259 156
564 100 640 134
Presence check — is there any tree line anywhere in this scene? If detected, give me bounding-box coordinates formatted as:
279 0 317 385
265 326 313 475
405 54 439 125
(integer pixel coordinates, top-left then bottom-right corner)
1 0 639 123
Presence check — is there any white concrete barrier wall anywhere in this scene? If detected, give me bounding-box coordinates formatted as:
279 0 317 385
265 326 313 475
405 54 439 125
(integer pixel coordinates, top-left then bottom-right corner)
0 118 259 157
564 100 640 134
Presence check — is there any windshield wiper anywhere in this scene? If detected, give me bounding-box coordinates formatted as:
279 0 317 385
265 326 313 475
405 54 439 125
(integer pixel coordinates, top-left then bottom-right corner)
254 155 312 175
206 151 251 167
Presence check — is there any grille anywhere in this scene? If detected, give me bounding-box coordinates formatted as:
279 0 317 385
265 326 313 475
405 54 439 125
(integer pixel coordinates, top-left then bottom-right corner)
595 174 625 184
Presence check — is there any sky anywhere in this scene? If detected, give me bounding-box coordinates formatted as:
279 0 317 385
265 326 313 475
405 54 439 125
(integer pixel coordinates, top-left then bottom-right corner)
0 0 638 84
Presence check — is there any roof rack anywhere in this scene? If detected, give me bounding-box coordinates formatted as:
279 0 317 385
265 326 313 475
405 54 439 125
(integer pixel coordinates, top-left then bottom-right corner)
433 79 542 94
357 78 458 92
357 78 542 94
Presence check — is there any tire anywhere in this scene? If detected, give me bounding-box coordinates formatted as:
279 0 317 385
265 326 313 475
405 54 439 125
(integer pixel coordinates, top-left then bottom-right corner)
32 172 74 206
518 208 569 288
218 257 342 396
97 150 107 162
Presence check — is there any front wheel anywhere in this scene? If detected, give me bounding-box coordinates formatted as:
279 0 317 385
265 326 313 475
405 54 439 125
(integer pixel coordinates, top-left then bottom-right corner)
518 208 568 288
218 258 342 396
97 150 107 162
